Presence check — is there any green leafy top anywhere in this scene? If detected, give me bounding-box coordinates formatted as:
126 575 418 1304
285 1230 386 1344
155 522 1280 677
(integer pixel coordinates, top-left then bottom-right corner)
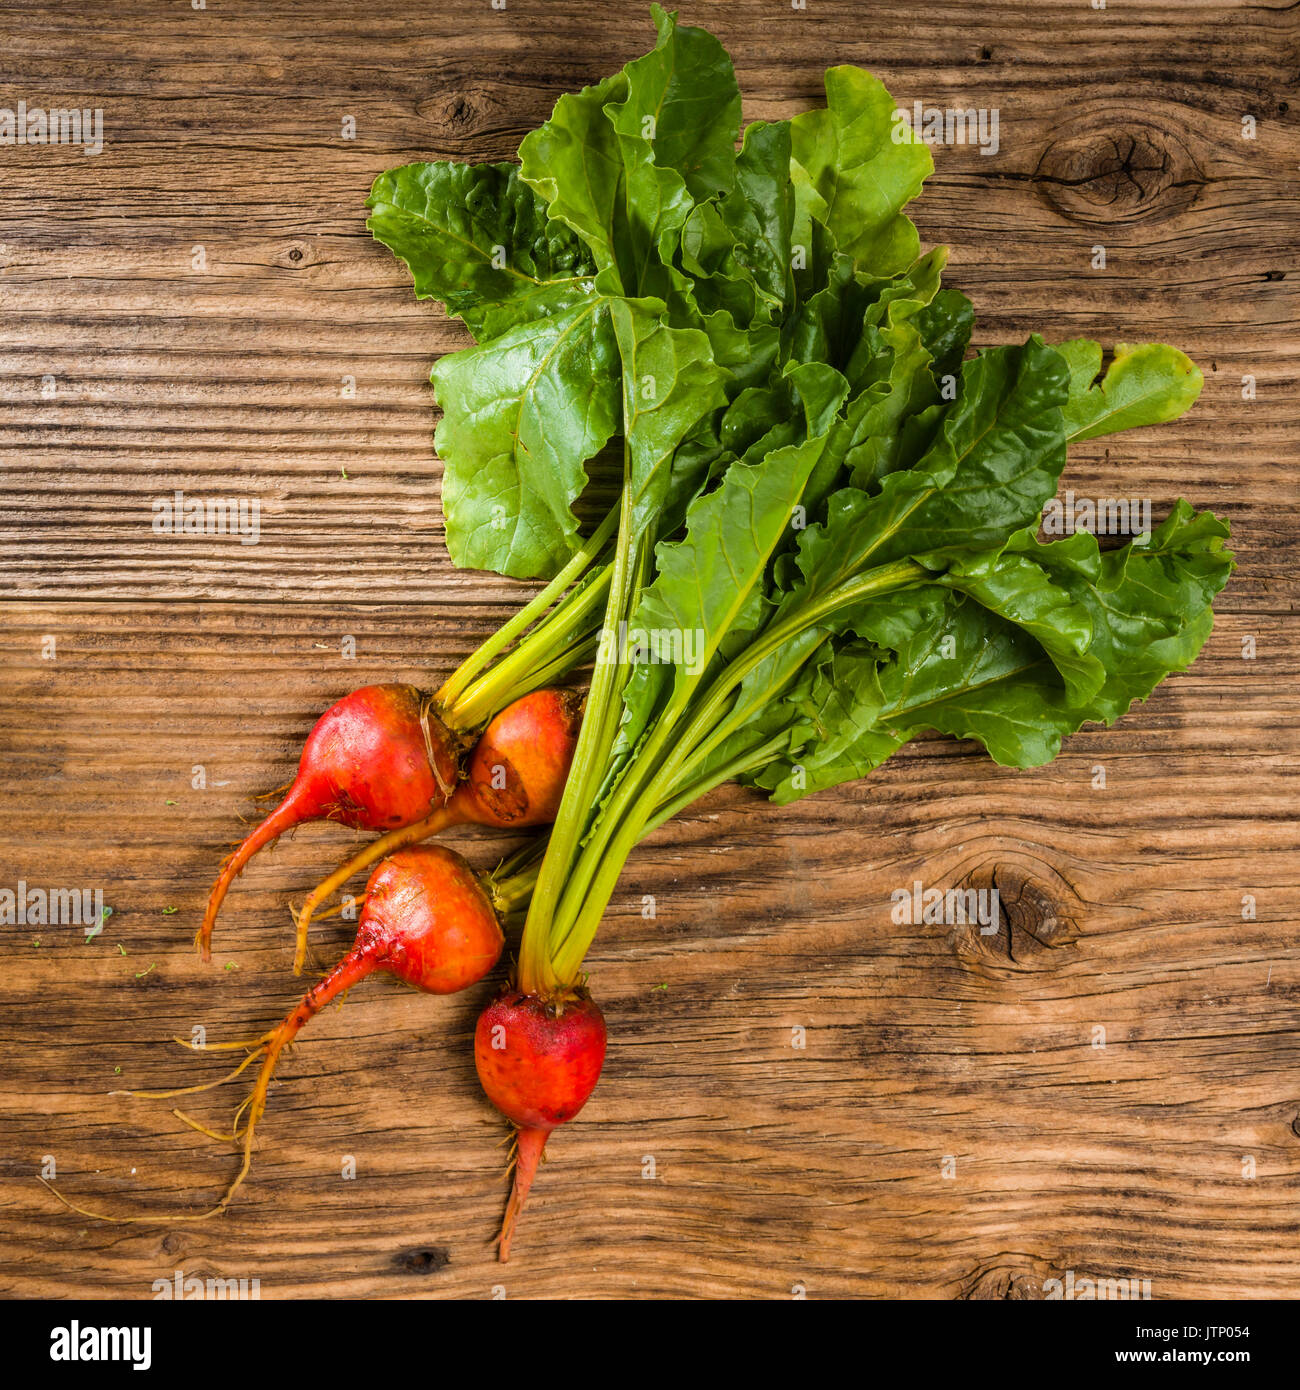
368 8 1231 993
368 4 931 578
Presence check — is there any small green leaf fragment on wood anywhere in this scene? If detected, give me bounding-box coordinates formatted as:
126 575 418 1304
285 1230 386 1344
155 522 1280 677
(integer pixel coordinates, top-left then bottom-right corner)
135 963 156 979
224 962 239 971
161 906 178 915
117 943 126 955
85 904 111 943
1058 339 1203 442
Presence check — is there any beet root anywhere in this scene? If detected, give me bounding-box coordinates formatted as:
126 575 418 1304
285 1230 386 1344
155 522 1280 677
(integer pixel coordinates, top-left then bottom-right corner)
46 845 502 1225
221 845 504 1211
355 844 506 994
474 986 607 1259
197 683 460 961
455 687 583 829
290 688 582 975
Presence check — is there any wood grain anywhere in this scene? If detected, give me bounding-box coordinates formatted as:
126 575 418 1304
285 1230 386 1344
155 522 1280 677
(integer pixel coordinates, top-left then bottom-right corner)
1 0 1298 1300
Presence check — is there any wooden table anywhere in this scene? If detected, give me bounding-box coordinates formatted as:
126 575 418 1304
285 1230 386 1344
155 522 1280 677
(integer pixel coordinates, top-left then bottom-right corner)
2 0 1296 1300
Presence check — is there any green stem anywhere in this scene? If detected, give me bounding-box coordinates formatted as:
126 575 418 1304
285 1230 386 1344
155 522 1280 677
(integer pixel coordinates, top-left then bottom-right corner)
644 730 790 831
437 504 617 722
543 730 793 975
543 594 792 952
547 557 927 983
671 632 830 790
490 832 548 888
651 559 927 798
510 632 601 698
448 565 611 729
492 859 543 914
518 465 648 997
489 730 786 926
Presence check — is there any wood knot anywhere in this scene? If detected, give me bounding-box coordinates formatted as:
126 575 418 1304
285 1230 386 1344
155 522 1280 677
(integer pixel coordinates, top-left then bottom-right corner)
961 1254 1050 1300
393 1245 450 1274
418 85 491 138
415 78 553 157
949 856 1080 974
1033 118 1205 226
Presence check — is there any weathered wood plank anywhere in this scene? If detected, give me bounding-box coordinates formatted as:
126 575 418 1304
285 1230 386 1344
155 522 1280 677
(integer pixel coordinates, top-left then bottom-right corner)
0 600 1296 1298
0 0 1295 601
0 0 1297 1301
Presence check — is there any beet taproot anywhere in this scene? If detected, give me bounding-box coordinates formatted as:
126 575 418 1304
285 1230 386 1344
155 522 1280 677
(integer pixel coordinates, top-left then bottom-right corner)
474 986 607 1260
196 684 460 961
46 844 505 1224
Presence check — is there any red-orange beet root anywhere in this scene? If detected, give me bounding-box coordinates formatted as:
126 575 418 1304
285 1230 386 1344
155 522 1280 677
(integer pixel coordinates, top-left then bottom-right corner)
197 683 459 960
474 987 607 1260
290 688 583 974
227 847 503 1193
44 844 504 1225
235 845 504 1196
355 844 506 995
455 687 584 829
